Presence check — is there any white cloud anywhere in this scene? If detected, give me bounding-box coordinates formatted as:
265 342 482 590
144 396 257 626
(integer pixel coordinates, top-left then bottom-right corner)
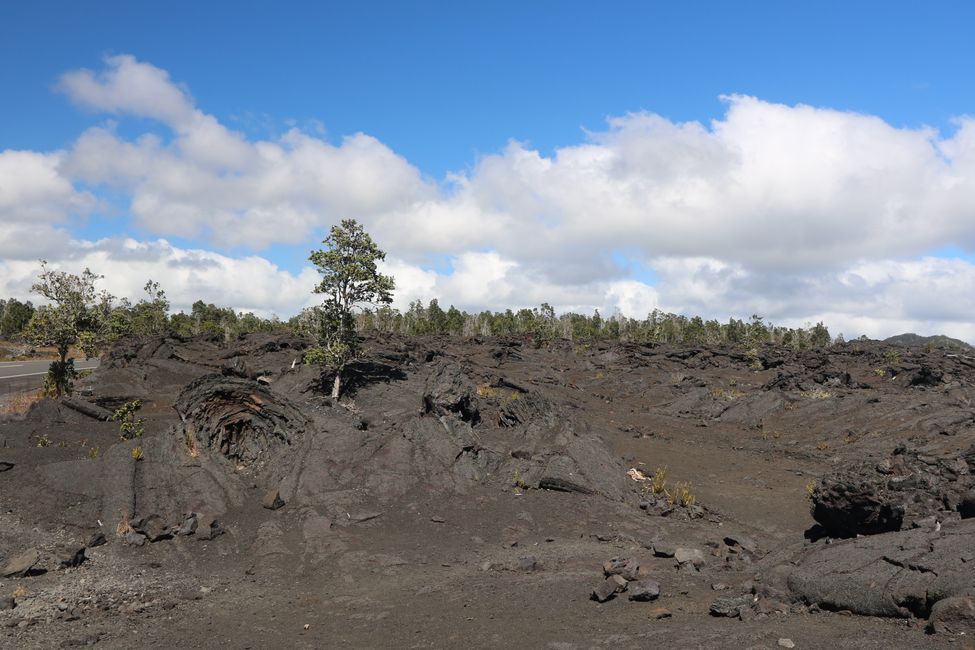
0 150 95 223
0 238 320 318
58 54 198 127
58 55 435 248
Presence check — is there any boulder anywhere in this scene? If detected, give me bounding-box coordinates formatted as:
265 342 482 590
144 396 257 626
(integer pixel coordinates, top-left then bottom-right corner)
86 532 107 548
674 547 705 568
928 596 975 634
132 514 171 542
784 518 975 618
710 594 754 618
196 513 222 541
628 579 661 602
59 547 86 568
592 575 628 602
958 489 975 519
0 548 39 578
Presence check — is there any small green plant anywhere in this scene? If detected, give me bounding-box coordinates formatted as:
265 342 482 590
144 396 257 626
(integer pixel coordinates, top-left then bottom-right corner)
113 400 145 440
35 433 51 448
805 480 816 498
883 348 902 364
88 446 99 460
512 468 529 490
873 367 886 377
131 446 144 461
815 441 829 451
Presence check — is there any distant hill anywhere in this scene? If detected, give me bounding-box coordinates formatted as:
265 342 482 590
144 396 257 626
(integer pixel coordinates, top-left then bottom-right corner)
884 333 975 353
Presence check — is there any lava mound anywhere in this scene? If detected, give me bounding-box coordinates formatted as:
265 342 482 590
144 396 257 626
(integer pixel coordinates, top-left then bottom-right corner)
175 374 308 467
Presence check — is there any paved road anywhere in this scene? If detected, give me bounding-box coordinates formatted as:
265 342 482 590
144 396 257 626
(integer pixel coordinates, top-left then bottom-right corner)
0 359 100 394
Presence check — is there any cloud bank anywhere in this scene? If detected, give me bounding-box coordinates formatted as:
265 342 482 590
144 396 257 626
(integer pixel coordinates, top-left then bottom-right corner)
2 54 975 340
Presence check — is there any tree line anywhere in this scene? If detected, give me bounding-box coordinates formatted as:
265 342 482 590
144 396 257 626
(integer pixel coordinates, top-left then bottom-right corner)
6 221 833 398
344 300 832 348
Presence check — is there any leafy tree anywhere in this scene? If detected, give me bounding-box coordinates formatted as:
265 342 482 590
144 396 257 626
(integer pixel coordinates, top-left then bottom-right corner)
25 262 110 397
131 280 170 337
0 298 35 337
308 219 395 398
809 322 832 348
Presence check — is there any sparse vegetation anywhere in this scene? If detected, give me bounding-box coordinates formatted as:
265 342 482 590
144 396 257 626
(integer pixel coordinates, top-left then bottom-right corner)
666 482 696 507
650 467 668 495
800 388 833 400
116 512 133 537
476 384 521 402
805 480 816 497
35 433 51 447
131 446 144 461
184 428 199 457
112 400 145 440
883 348 902 364
710 387 745 400
745 347 762 370
0 389 43 416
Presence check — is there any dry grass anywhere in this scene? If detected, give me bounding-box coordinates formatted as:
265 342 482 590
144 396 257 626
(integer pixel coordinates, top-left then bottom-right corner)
116 512 134 537
710 387 745 401
0 389 44 416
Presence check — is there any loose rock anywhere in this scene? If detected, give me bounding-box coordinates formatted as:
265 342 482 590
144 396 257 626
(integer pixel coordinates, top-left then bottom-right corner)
59 547 87 568
262 488 285 510
86 532 107 547
0 548 40 578
592 575 627 602
628 579 661 602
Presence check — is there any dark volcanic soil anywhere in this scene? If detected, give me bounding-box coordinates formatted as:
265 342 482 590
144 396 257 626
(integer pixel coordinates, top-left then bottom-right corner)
2 333 975 649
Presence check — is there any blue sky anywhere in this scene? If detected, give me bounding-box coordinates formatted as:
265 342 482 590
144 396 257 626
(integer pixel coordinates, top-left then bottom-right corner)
4 1 973 175
2 1 975 339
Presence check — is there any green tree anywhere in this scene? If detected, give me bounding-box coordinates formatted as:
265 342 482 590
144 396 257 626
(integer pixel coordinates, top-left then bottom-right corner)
308 219 395 398
131 280 170 337
24 262 110 397
0 298 35 337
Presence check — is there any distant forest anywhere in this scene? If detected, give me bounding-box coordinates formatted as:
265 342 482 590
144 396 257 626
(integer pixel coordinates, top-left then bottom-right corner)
2 294 833 350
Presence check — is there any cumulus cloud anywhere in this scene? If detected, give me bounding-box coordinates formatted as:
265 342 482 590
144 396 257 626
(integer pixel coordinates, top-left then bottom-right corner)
3 55 975 340
0 150 95 223
0 237 321 318
58 54 198 127
58 55 435 248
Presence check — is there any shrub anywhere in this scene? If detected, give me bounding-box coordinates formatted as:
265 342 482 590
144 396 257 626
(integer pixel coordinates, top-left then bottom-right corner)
113 400 145 440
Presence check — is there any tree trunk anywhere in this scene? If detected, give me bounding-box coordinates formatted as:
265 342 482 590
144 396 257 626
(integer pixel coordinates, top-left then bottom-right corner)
331 371 342 399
